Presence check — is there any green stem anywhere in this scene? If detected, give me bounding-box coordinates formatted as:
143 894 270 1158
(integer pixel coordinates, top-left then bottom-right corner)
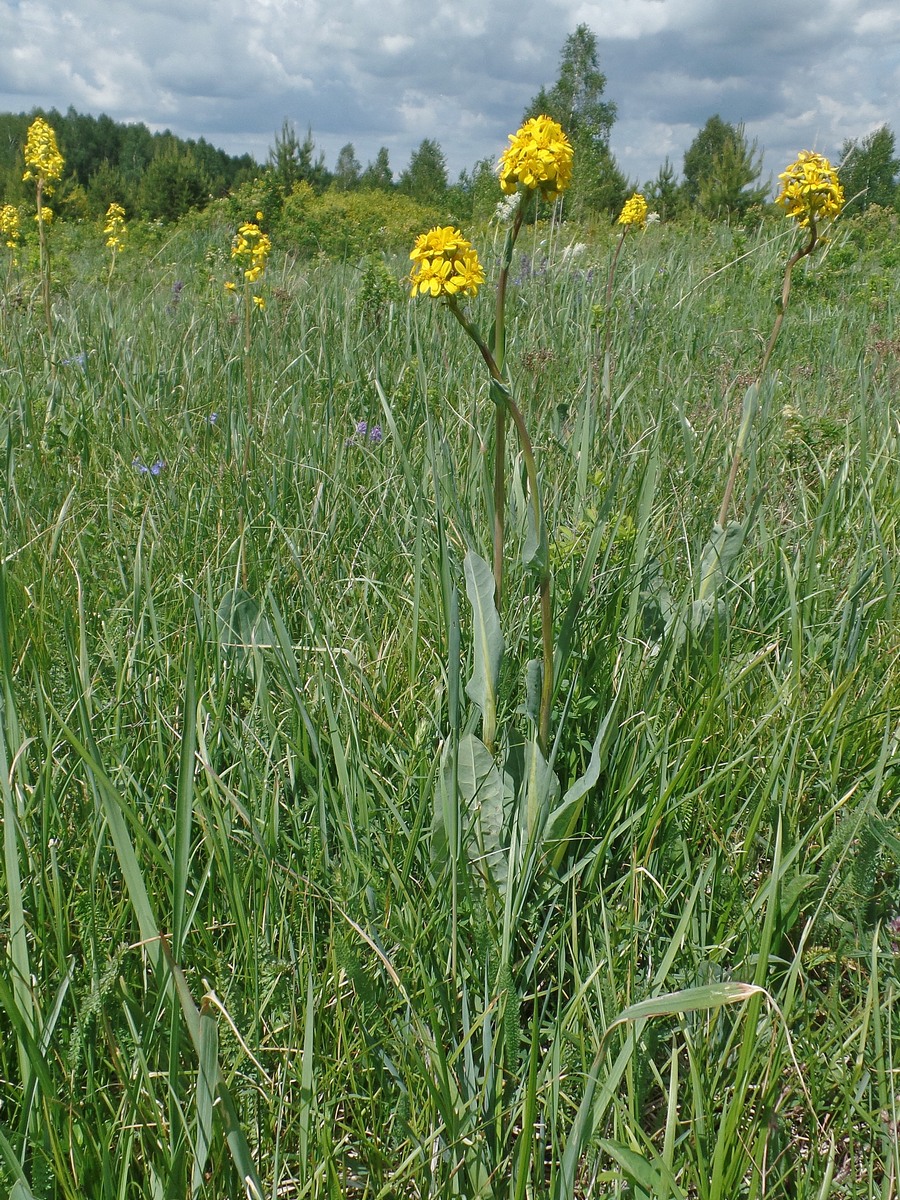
716 222 818 529
36 180 52 343
493 400 505 608
241 279 255 477
503 391 553 754
602 227 627 429
488 193 527 606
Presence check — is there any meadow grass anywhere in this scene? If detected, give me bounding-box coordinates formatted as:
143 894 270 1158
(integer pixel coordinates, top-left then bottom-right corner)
0 207 898 1198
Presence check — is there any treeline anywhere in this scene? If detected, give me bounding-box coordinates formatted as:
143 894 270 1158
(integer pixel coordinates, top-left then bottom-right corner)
4 25 900 234
0 106 257 220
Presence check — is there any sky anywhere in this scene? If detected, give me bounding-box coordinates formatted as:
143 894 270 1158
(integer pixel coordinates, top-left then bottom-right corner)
2 0 899 193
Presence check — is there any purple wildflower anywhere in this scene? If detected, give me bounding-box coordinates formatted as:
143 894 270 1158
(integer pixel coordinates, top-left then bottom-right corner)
368 425 382 443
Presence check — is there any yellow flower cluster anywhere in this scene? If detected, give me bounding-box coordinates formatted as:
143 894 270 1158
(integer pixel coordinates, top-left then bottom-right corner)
104 203 127 253
231 221 271 282
22 117 64 188
0 203 20 249
617 192 649 229
775 151 844 228
499 115 573 202
409 226 485 298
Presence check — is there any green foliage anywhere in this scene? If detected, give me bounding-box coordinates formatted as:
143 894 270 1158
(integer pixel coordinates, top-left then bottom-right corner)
398 137 448 206
333 142 362 191
840 123 900 213
138 148 211 221
0 208 897 1200
0 105 254 212
278 182 443 258
683 116 767 218
360 146 394 190
267 118 330 194
645 156 680 220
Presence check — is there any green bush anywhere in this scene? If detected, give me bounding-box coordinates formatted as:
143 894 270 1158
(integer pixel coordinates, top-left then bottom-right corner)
278 183 444 259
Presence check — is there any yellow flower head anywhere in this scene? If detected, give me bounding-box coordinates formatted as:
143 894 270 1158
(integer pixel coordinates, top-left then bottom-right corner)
103 202 127 252
499 115 573 202
409 225 485 298
0 204 20 249
231 221 272 282
775 151 844 228
617 192 649 230
22 117 65 189
253 294 266 310
34 206 53 225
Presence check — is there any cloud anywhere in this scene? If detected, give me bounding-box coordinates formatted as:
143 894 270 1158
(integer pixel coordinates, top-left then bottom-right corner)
0 0 898 186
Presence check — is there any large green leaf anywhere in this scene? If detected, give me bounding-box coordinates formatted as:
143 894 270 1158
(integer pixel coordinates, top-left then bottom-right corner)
521 734 559 848
216 587 275 672
545 701 617 871
454 732 514 895
463 551 503 751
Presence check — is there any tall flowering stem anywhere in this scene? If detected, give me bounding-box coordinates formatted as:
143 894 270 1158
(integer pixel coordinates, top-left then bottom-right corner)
600 193 648 428
488 116 573 610
444 295 554 753
717 152 843 528
410 115 572 755
228 216 271 472
23 118 64 342
0 205 20 293
103 203 127 283
489 197 527 606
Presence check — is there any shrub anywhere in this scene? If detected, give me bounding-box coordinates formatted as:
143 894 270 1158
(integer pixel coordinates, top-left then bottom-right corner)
278 184 444 259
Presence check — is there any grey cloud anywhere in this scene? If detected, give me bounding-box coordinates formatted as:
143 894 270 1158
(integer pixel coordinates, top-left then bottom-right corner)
0 0 897 186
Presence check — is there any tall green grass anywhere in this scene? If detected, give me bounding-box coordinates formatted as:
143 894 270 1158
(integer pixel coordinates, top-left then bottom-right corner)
0 208 898 1198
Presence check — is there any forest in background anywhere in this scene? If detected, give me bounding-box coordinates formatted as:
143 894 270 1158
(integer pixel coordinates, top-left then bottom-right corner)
2 25 900 236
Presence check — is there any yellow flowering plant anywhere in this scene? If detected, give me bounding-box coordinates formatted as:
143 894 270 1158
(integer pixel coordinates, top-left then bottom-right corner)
716 151 845 532
23 117 64 339
597 192 651 424
409 118 575 757
499 114 574 201
103 203 127 280
0 203 20 268
227 217 272 471
774 150 844 230
411 113 631 974
616 192 649 230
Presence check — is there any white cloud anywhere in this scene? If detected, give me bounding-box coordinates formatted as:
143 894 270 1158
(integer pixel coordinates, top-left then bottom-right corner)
0 0 898 186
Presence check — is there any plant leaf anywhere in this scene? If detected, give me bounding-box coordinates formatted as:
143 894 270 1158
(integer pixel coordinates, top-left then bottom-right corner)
463 551 503 750
455 732 514 895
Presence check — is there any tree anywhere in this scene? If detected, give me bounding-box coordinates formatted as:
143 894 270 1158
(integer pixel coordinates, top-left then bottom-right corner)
138 149 210 221
839 125 900 213
644 157 679 221
268 120 329 193
360 147 394 190
334 143 361 190
87 158 134 217
523 24 624 219
527 24 616 147
682 116 766 218
398 139 448 205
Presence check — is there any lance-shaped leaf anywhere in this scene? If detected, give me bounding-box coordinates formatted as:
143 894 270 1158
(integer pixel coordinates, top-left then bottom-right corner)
453 732 514 895
545 701 617 871
521 734 559 849
463 551 503 750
